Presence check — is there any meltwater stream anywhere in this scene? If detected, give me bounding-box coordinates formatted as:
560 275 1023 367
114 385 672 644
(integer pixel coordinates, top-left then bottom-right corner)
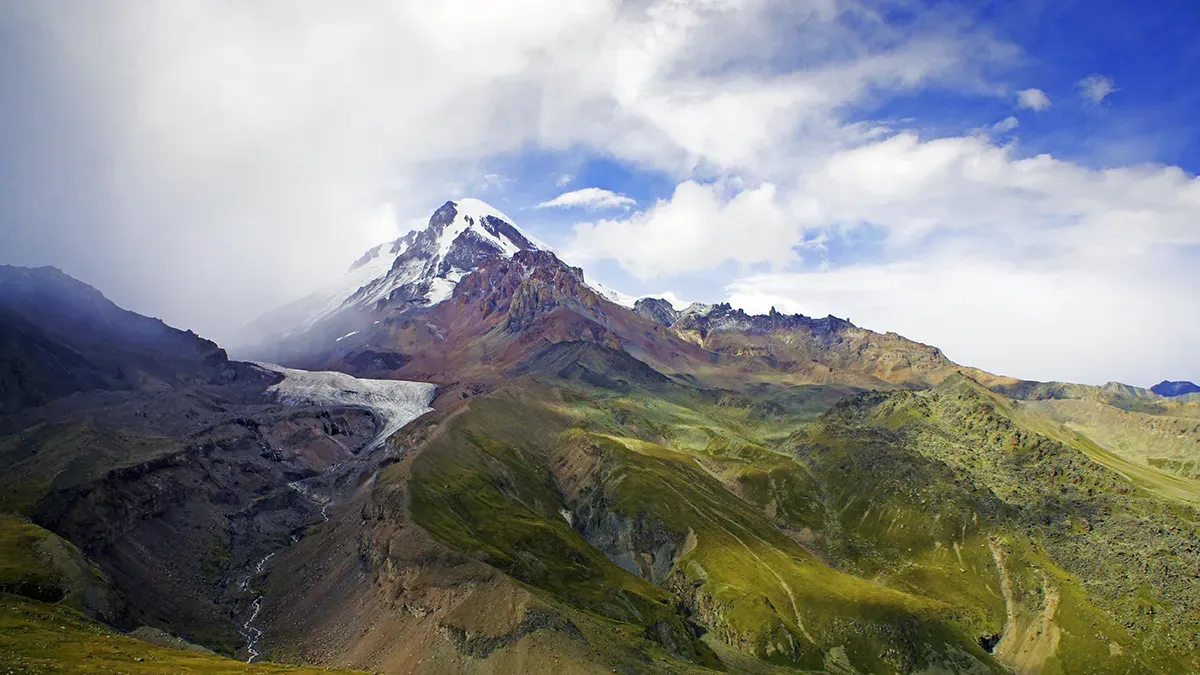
239 552 276 662
238 364 437 662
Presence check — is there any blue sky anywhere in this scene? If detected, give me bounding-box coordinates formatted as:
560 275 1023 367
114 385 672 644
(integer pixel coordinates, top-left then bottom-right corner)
1 0 1198 386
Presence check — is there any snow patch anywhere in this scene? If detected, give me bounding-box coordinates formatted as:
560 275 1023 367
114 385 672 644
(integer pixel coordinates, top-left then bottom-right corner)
437 199 526 260
454 198 519 232
590 280 638 308
246 198 548 343
425 277 456 305
444 267 471 283
336 330 359 342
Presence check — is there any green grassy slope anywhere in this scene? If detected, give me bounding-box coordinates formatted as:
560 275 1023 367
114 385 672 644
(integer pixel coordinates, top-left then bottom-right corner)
6 337 1196 674
0 421 180 516
400 360 1198 673
1023 398 1200 483
809 376 1199 673
0 593 364 674
403 375 1005 673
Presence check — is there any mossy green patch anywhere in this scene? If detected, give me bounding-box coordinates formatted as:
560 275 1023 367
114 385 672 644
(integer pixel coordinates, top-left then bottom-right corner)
0 592 363 674
0 515 64 602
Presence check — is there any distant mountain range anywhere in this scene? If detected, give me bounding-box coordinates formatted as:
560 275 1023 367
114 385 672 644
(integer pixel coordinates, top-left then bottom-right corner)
1151 379 1200 397
2 199 1198 674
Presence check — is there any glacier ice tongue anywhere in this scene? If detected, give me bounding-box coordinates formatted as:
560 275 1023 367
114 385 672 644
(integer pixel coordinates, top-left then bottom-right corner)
255 363 436 449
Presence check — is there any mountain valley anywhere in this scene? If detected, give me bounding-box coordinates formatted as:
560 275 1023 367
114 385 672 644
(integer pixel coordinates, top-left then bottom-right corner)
1 202 1197 674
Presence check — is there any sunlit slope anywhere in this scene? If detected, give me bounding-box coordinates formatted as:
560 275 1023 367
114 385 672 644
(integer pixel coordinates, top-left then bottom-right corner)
400 353 1197 673
403 369 1001 672
788 375 1198 673
1024 397 1200 483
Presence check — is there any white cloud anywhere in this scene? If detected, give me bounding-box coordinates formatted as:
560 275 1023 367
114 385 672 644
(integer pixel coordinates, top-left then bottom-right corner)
1015 88 1051 111
556 174 574 187
1077 74 1117 104
654 291 692 310
726 259 1199 386
572 131 1200 277
794 132 1200 255
569 180 797 278
536 187 636 210
569 129 1200 383
990 116 1019 132
479 173 510 190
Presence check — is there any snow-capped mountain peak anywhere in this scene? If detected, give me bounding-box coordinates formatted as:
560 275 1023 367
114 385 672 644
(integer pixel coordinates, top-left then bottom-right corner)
237 198 646 351
334 199 542 315
238 199 542 348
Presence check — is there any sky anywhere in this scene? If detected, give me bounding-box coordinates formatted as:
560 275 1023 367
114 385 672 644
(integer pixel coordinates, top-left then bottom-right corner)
1 0 1198 387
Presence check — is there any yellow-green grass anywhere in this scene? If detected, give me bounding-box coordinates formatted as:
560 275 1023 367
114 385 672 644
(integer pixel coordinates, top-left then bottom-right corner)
0 592 364 674
0 514 64 602
1011 405 1200 505
557 431 999 672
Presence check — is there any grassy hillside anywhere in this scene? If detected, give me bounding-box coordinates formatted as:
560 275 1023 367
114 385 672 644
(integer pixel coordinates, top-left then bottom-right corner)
4 336 1197 673
400 372 1000 672
394 359 1199 673
0 420 181 517
1024 398 1200 481
0 593 364 674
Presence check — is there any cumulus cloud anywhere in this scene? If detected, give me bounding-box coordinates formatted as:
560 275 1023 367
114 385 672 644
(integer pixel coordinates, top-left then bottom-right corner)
797 133 1200 252
536 188 635 210
574 132 1200 277
569 181 797 278
1015 88 1052 111
1077 74 1117 104
570 130 1200 382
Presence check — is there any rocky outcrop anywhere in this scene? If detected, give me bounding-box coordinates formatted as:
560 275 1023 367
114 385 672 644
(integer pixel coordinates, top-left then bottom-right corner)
633 297 680 327
437 608 584 658
552 434 691 585
671 302 854 338
16 391 382 654
569 506 690 585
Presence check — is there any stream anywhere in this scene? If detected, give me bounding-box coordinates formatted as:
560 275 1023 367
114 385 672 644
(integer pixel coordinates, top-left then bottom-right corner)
240 552 276 663
236 364 437 662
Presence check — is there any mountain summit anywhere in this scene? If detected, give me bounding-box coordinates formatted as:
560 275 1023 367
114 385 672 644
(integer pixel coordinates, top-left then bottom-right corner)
239 199 543 347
